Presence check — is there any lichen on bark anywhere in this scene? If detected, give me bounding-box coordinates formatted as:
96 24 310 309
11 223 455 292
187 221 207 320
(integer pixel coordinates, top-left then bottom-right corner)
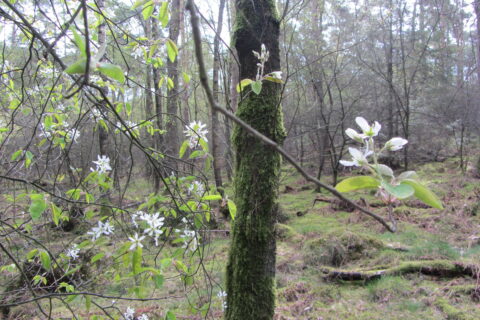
225 0 285 319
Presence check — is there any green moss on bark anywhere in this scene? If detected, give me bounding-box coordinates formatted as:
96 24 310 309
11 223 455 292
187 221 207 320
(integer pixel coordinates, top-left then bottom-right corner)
225 1 285 318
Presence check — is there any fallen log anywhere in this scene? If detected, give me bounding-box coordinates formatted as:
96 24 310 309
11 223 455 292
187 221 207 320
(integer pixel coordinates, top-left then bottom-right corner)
321 260 480 281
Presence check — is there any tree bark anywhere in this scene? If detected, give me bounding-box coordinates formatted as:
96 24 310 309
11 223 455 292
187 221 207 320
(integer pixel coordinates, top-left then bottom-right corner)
225 0 285 319
211 0 226 195
165 0 181 171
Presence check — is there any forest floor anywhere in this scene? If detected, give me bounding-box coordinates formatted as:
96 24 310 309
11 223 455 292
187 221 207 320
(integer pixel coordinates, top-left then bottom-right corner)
3 157 480 319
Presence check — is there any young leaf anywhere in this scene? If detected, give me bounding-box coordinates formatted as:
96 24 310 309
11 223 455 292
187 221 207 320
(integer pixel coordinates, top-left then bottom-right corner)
179 140 189 158
71 28 86 57
65 59 87 74
97 63 125 83
51 203 61 226
251 80 262 95
132 0 149 10
11 149 22 161
153 274 164 288
201 194 222 201
227 200 237 220
335 176 380 192
91 252 105 263
40 251 51 270
374 164 394 177
29 194 46 220
401 180 443 209
381 181 414 199
166 39 178 63
165 310 176 320
132 246 142 275
182 72 190 84
264 76 283 83
159 1 169 27
236 79 253 92
142 1 154 20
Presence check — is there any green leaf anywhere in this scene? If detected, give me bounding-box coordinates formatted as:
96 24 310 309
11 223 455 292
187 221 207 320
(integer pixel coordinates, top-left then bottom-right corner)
166 39 178 63
236 79 253 92
182 72 190 84
11 149 22 161
159 1 169 27
40 251 51 270
142 1 154 20
401 180 443 209
26 249 39 259
381 181 414 199
335 176 380 192
71 28 86 57
29 194 46 220
201 194 222 201
179 140 189 158
132 0 149 10
153 274 164 288
264 76 283 84
165 310 176 320
374 164 394 177
132 246 142 275
51 203 61 226
97 63 125 83
227 200 237 220
251 80 262 95
65 59 87 74
85 295 91 312
189 150 204 159
91 252 105 263
126 102 132 116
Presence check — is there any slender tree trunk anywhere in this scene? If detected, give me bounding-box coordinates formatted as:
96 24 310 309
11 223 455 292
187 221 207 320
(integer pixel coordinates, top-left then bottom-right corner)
165 0 181 171
211 0 226 195
226 0 285 319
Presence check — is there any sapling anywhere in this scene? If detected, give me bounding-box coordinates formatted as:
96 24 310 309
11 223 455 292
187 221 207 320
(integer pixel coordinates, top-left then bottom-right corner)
337 117 443 229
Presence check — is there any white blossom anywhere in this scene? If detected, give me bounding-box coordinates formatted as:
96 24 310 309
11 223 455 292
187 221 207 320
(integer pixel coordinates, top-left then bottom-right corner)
124 307 135 320
188 181 205 196
137 315 149 320
66 128 80 143
339 147 370 167
184 121 208 149
181 229 198 252
345 128 366 143
384 137 408 151
128 233 145 251
355 116 381 137
87 220 114 241
66 244 80 260
91 155 112 174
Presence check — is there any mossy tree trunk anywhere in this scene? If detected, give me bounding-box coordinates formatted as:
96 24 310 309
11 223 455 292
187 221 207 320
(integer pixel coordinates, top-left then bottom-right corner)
225 1 285 319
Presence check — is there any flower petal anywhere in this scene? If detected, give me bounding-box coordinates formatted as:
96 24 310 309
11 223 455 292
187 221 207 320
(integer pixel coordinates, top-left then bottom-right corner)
355 117 370 133
340 160 356 167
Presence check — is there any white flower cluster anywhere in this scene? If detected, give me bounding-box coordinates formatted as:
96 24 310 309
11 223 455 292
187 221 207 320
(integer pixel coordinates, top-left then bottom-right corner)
340 117 408 168
66 244 80 260
217 290 227 311
124 307 149 320
253 44 269 81
187 180 205 197
130 211 165 247
184 121 208 149
181 229 198 252
91 155 112 174
87 220 115 241
38 122 80 143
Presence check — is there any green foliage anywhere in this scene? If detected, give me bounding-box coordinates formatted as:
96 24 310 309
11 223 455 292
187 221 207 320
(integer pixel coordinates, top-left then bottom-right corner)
335 176 380 192
29 194 46 220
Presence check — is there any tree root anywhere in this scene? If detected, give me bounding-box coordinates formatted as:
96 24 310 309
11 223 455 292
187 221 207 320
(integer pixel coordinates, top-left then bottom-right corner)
321 260 480 281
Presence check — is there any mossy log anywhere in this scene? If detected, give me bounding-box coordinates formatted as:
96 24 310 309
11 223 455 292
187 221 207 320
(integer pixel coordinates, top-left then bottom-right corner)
321 260 480 281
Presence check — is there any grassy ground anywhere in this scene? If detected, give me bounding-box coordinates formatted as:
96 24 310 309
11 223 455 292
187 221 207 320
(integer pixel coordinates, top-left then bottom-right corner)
2 157 480 319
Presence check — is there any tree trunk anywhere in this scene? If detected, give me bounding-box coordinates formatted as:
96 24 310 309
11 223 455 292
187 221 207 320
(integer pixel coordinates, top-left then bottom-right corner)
211 0 226 195
226 0 285 319
165 0 181 171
